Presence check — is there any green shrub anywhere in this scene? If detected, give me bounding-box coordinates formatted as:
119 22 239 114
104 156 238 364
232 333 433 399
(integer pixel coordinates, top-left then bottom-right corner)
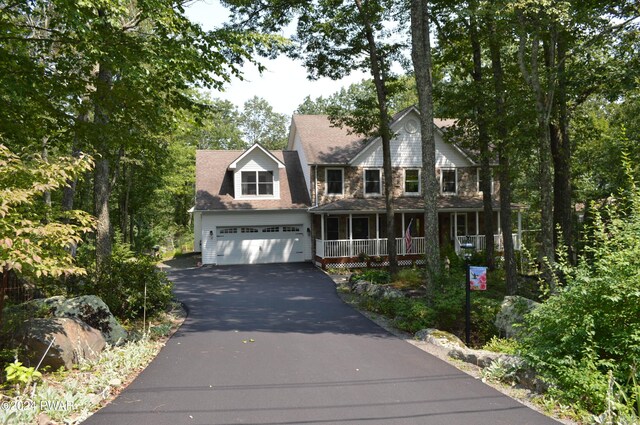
392 268 423 289
358 297 435 334
483 336 521 355
352 269 390 284
520 166 640 415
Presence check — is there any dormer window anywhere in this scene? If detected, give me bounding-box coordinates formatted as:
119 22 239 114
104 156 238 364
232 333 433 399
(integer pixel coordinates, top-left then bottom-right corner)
241 171 273 196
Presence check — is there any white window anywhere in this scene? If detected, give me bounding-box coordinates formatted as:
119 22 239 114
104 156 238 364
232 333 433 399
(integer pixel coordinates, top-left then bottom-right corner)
326 169 344 195
282 226 301 232
262 226 280 233
441 169 457 194
404 169 420 195
218 227 237 236
477 168 494 193
241 227 259 233
241 171 273 196
364 169 382 195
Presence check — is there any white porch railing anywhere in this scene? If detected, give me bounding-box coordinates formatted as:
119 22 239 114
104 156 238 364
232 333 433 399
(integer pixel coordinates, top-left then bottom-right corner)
316 237 426 259
455 234 521 253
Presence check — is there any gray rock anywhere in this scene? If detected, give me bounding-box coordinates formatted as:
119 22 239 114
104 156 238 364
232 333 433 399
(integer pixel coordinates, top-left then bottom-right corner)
21 317 106 370
352 281 371 295
365 283 384 297
381 286 403 299
495 296 539 338
19 295 127 345
448 347 522 369
415 328 466 350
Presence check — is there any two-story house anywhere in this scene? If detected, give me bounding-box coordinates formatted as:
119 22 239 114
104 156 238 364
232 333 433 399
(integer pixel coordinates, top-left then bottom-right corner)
193 106 522 267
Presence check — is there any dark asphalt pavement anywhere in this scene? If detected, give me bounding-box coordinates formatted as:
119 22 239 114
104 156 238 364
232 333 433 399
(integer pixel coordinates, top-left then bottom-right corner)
83 263 560 425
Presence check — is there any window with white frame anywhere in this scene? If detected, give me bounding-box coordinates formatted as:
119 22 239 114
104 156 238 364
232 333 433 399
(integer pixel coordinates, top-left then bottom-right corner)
477 168 493 193
364 169 381 195
241 171 273 196
326 169 344 195
441 169 457 194
404 169 420 194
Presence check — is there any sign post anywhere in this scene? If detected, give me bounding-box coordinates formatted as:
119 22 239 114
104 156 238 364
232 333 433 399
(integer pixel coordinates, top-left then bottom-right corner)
466 265 488 346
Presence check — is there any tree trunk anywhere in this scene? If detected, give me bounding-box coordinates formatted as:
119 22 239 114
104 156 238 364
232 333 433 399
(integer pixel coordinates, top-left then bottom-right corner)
550 32 574 265
469 4 495 269
488 15 518 294
518 28 556 290
410 0 440 291
63 110 89 213
354 0 397 276
0 267 8 324
94 59 113 270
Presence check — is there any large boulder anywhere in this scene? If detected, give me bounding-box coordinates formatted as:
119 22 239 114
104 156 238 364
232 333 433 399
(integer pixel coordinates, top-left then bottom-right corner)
352 280 372 295
380 286 403 299
21 318 106 370
51 296 127 345
495 296 539 338
415 328 466 350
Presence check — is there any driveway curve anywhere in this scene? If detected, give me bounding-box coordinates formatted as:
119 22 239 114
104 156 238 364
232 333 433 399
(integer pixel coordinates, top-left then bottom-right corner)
84 263 559 425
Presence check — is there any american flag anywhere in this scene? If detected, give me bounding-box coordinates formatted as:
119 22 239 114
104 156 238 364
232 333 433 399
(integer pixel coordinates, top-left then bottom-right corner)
404 219 413 253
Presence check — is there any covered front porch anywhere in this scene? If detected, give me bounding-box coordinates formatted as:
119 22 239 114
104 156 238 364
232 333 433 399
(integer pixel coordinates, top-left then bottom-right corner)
312 210 522 269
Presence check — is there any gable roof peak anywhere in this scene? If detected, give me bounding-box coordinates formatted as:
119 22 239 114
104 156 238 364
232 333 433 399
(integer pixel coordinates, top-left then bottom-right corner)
228 142 285 170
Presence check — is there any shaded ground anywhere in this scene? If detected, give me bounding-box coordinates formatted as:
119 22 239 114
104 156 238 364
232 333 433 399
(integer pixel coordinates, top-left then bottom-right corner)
83 263 560 425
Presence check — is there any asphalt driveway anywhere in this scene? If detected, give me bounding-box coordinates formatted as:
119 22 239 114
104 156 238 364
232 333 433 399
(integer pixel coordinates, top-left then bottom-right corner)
84 263 559 425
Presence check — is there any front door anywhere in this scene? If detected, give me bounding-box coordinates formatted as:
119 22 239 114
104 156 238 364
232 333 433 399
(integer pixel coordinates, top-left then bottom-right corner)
352 217 369 239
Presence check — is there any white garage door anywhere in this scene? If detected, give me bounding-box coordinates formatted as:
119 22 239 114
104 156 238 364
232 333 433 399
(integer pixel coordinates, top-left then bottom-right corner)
215 225 304 265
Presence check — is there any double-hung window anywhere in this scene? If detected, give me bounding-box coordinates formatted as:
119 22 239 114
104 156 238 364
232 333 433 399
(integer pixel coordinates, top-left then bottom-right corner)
364 169 381 195
241 171 273 196
441 169 457 194
404 169 420 195
326 169 344 195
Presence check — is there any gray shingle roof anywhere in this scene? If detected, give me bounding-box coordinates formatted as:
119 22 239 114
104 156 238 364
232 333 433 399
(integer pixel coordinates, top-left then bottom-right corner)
292 112 457 165
195 150 310 211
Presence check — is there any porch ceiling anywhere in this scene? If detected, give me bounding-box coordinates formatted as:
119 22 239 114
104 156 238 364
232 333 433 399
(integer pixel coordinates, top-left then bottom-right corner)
309 196 522 213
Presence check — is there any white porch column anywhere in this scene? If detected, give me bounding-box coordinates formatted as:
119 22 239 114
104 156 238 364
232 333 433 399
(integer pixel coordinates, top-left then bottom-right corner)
375 213 380 256
349 213 353 256
320 214 325 240
401 213 405 255
517 210 522 250
475 211 479 235
453 212 458 252
497 210 502 249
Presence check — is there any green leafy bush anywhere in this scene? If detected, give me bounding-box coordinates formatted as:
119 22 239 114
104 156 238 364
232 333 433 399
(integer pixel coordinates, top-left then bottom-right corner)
392 268 423 289
483 336 521 355
352 269 390 284
358 297 435 334
77 243 173 321
520 166 640 415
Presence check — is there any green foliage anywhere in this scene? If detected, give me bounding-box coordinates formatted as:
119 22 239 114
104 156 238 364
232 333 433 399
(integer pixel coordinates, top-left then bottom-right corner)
239 96 289 149
359 297 435 334
483 336 521 355
392 268 423 289
520 168 640 414
0 144 94 279
5 360 42 393
351 269 390 284
79 243 173 321
481 358 520 386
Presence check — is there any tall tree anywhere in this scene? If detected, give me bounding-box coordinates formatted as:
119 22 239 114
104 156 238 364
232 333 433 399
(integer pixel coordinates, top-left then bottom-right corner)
239 96 289 149
410 0 440 286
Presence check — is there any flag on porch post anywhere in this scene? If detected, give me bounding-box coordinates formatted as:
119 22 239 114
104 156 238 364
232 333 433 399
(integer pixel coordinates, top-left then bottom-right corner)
404 218 413 254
